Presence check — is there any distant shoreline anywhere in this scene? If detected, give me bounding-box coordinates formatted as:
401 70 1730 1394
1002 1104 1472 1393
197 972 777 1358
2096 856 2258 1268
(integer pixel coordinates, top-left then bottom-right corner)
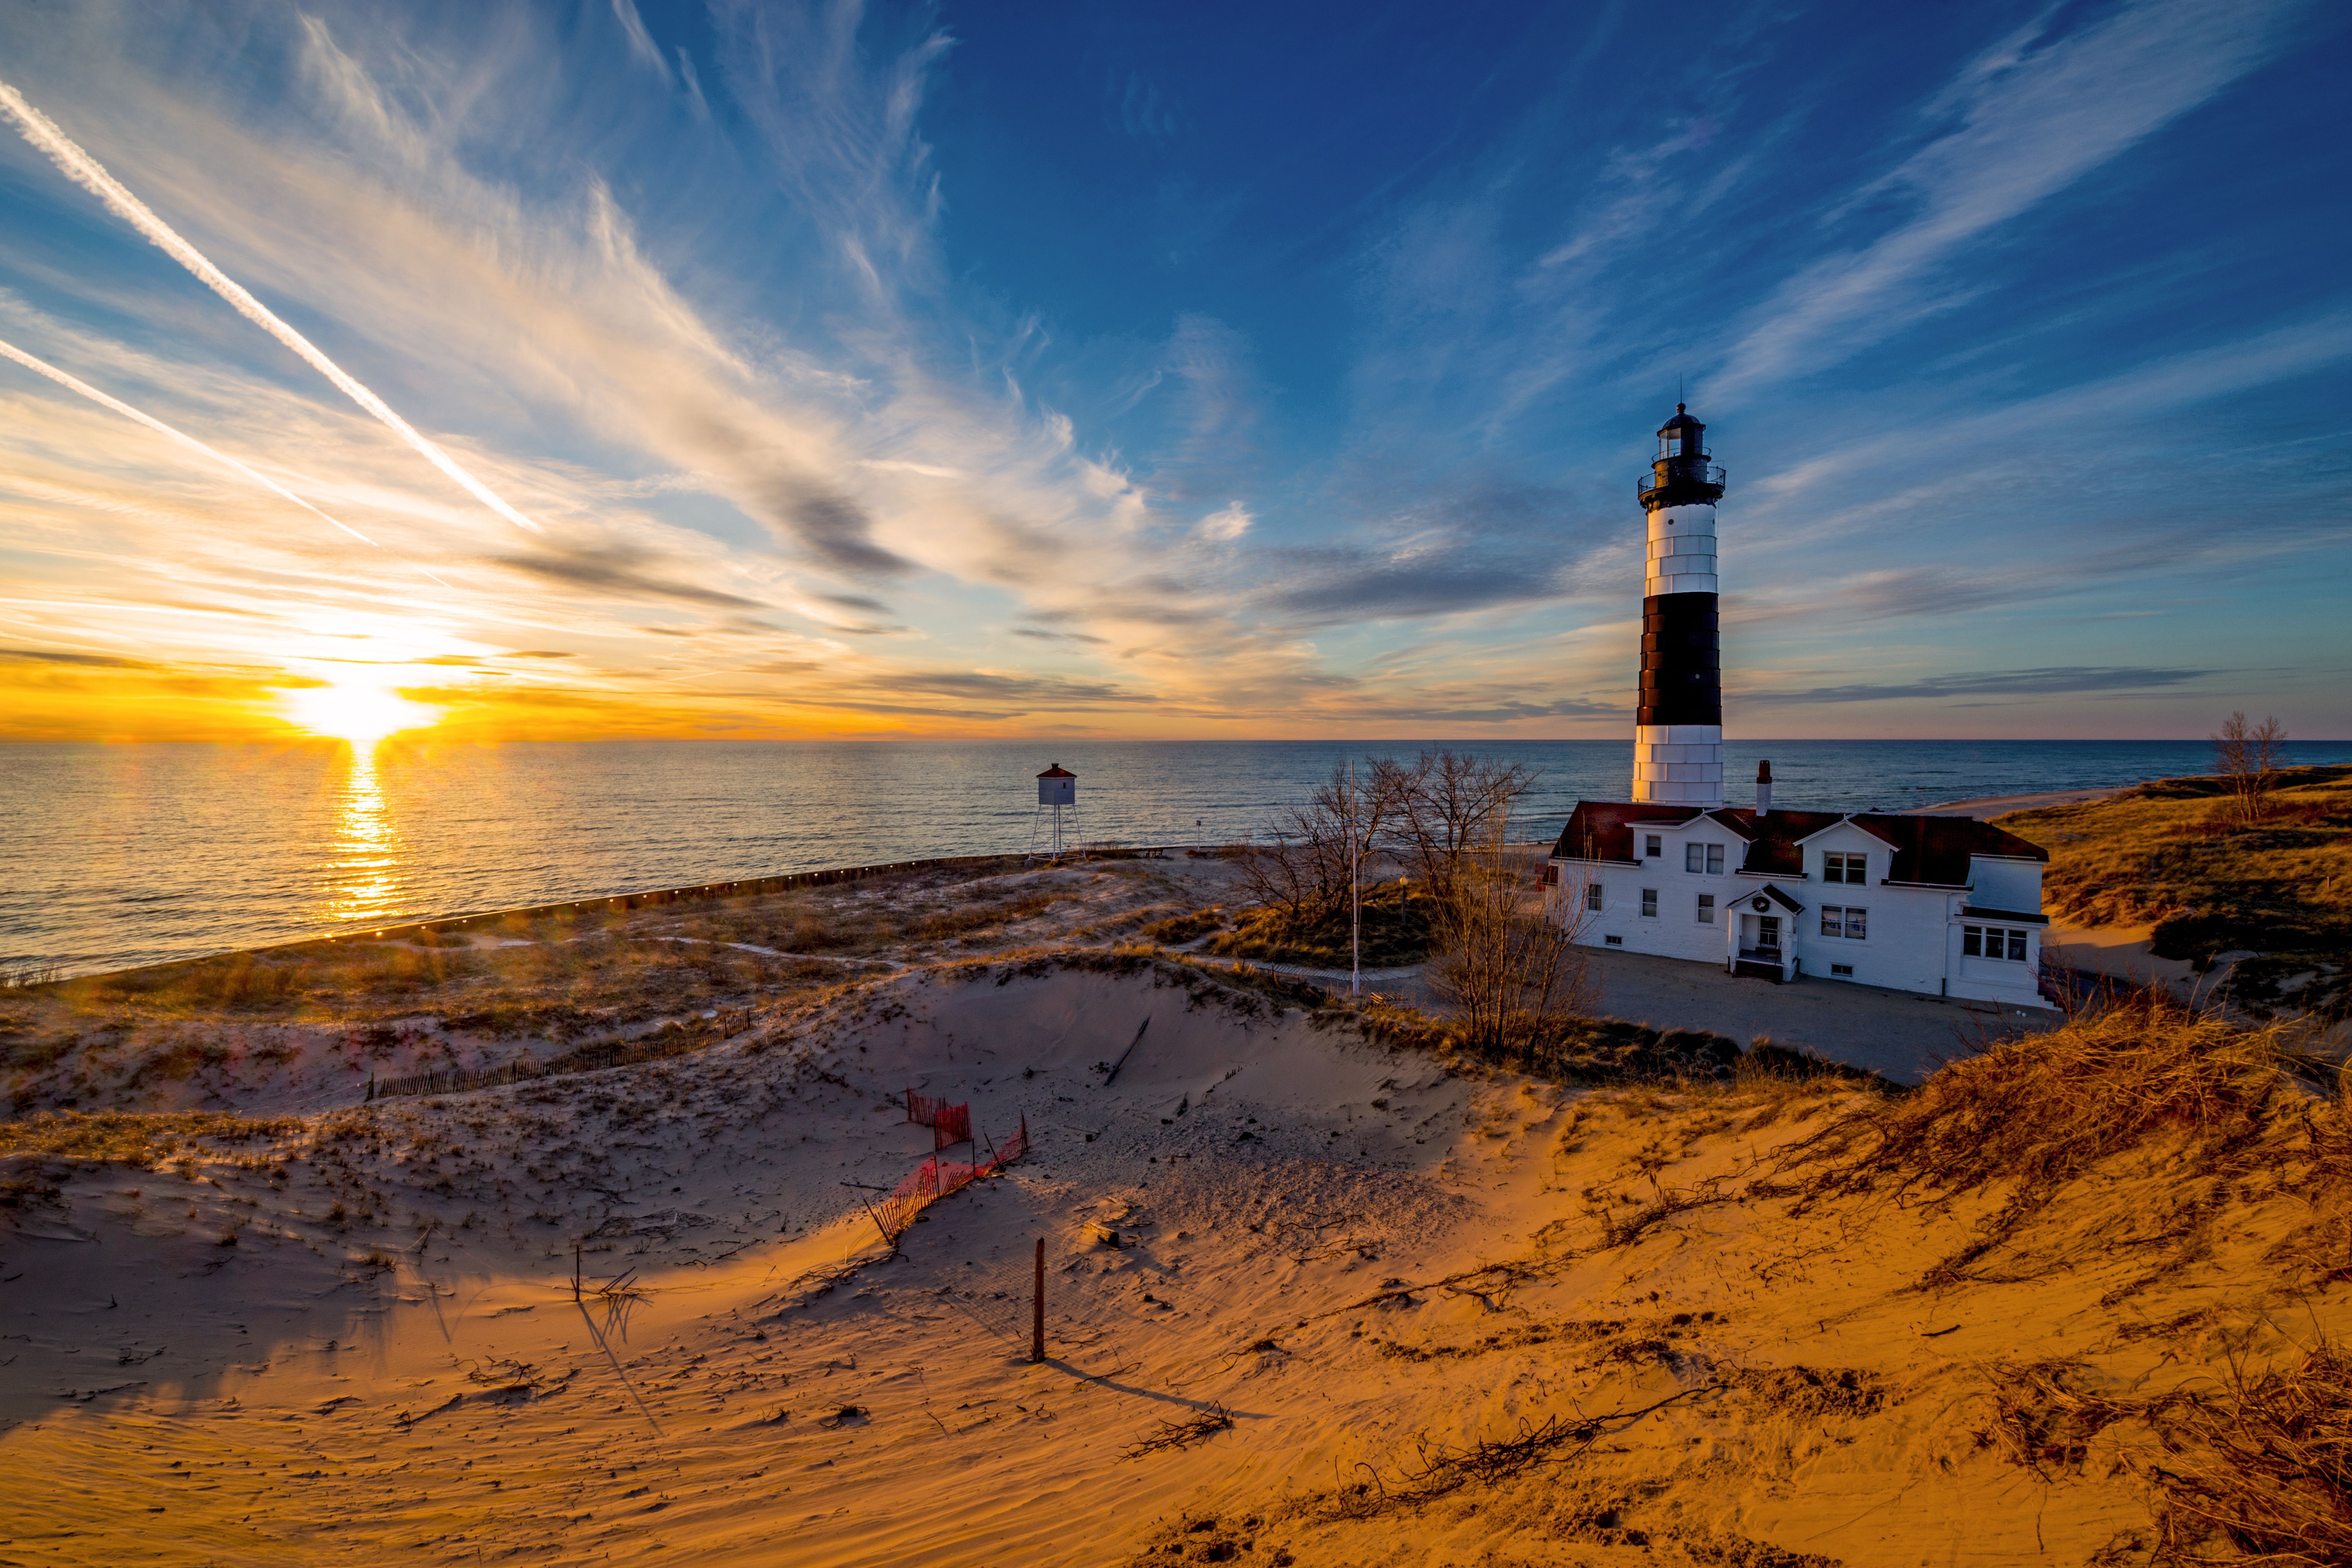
1919 786 2127 819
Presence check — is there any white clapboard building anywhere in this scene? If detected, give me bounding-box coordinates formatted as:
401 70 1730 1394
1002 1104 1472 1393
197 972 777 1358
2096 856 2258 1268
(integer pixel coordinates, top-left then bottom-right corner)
1547 408 2053 1009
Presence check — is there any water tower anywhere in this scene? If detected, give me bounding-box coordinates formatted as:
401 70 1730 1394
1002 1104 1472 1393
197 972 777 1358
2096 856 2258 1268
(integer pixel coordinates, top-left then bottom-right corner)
1031 764 1079 861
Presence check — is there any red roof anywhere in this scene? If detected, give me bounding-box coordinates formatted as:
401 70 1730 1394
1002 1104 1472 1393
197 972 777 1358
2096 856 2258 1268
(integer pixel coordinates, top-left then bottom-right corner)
1037 764 1076 779
1555 801 2048 884
1549 800 1704 863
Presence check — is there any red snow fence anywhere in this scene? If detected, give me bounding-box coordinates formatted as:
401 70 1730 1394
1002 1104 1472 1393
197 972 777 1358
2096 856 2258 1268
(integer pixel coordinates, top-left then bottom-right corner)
906 1088 973 1149
869 1116 1031 1246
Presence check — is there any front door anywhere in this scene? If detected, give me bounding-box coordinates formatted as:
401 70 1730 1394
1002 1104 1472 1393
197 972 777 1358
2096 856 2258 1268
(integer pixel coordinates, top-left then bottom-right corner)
1757 915 1781 954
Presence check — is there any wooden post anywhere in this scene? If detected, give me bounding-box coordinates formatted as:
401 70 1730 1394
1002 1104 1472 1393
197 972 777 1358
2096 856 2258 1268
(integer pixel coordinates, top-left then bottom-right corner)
1031 1237 1045 1365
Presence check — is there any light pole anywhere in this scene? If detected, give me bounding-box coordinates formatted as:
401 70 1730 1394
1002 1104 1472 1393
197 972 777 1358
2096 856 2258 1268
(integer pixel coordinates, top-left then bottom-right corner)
1349 758 1361 998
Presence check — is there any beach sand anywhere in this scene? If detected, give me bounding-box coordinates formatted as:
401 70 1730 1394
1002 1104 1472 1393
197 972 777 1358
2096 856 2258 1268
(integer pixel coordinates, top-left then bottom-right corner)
1919 787 2126 820
5 955 2338 1564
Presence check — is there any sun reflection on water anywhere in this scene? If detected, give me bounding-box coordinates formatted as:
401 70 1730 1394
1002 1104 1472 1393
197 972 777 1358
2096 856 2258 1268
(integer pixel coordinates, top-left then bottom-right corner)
325 744 405 927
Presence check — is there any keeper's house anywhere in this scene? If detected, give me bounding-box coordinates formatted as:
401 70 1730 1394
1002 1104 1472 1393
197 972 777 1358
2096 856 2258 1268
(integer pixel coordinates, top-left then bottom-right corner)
1546 405 2054 1010
1552 787 2053 1007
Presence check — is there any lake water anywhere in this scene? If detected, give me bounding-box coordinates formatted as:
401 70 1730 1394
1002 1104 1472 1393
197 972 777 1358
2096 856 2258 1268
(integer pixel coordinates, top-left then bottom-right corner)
5 738 2348 978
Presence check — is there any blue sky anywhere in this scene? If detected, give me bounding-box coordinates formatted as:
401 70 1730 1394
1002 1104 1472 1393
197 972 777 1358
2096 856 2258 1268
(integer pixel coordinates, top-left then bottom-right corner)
0 0 2345 741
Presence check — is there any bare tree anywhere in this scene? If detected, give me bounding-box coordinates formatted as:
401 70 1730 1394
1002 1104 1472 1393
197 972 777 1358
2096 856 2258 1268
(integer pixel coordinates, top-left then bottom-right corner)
1385 749 1541 901
1426 804 1595 1056
2212 711 2290 827
1238 760 1405 927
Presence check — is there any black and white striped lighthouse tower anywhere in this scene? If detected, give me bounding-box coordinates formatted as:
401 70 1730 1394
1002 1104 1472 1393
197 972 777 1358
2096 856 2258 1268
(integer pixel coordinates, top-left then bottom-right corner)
1632 405 1726 807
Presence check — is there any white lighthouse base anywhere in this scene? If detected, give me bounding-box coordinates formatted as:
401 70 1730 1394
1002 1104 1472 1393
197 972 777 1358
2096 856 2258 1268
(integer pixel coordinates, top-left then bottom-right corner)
1632 724 1724 807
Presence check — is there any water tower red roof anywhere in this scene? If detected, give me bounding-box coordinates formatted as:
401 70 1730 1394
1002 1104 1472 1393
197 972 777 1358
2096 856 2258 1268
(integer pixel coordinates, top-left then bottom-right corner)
1037 764 1075 779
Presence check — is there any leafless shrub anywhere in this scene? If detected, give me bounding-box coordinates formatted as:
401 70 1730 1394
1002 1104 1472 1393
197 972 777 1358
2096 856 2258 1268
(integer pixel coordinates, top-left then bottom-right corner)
2213 711 2290 827
1426 805 1596 1056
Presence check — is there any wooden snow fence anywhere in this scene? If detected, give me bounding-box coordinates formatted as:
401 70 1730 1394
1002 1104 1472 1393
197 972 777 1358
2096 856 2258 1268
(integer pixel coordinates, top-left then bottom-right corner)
905 1088 973 1149
869 1116 1031 1247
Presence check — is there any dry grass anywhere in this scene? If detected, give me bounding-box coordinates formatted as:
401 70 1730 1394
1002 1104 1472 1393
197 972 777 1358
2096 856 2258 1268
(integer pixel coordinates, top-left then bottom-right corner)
1804 994 2297 1209
1798 986 2352 1284
1122 1403 1236 1459
1986 1345 2352 1565
5 858 1218 1114
0 1108 299 1167
1206 877 1433 967
2003 765 2352 1017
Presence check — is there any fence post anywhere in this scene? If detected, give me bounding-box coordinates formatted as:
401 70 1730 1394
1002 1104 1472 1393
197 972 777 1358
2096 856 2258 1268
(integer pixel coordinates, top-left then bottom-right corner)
1032 1236 1045 1365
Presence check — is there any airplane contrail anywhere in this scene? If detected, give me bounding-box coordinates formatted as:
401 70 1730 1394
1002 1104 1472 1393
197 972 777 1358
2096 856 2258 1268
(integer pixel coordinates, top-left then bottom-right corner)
0 81 543 535
0 334 377 546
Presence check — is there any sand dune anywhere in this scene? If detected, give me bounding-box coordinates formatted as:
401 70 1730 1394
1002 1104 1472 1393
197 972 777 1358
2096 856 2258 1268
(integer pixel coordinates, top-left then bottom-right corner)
4 956 2344 1564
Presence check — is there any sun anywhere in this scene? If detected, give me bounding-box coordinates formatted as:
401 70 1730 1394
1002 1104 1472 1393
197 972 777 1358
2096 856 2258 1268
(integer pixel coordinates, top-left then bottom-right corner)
285 678 441 746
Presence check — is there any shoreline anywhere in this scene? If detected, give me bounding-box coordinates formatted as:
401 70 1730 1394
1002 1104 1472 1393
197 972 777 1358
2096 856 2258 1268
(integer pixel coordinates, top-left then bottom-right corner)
1918 785 2127 818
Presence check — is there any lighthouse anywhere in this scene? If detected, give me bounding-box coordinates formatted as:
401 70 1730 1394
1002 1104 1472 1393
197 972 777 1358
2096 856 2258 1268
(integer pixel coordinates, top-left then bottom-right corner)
1546 403 2056 1014
1632 404 1726 807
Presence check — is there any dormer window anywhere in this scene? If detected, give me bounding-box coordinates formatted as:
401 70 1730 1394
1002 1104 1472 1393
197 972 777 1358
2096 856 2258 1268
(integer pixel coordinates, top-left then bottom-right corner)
1644 834 1663 858
1823 851 1866 884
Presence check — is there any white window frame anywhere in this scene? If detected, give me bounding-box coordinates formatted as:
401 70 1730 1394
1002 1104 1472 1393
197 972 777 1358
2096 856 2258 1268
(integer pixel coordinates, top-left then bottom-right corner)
1644 834 1663 858
1640 887 1659 918
1585 883 1603 913
1823 851 1866 885
1820 904 1868 940
1963 924 2029 962
1696 894 1715 924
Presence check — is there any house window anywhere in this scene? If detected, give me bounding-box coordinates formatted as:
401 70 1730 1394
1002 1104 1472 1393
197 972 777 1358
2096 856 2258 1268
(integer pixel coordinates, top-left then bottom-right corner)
1696 894 1715 924
1585 883 1603 913
1830 962 1853 977
1640 888 1658 918
1644 835 1662 858
1684 843 1725 874
1964 924 2030 961
1605 934 1623 947
1823 852 1866 884
1820 905 1868 940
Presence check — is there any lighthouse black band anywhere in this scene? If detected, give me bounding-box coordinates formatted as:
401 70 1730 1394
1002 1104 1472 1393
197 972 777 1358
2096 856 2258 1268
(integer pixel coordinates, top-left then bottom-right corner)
1637 592 1721 727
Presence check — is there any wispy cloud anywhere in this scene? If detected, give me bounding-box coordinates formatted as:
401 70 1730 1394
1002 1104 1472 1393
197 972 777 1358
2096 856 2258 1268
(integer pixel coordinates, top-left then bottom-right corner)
0 1 2338 742
0 334 376 547
1749 665 2213 705
490 541 769 610
1711 0 2295 398
609 0 671 85
0 79 546 535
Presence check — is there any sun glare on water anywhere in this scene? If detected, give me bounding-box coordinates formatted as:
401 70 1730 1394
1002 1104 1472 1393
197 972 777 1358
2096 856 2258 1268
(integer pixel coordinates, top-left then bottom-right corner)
286 679 441 746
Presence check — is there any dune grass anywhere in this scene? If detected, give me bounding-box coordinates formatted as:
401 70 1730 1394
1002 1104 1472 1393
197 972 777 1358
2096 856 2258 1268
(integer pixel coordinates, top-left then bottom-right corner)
0 1108 300 1167
2000 765 2352 1018
1987 1345 2352 1565
1792 992 2352 1557
1205 878 1434 967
